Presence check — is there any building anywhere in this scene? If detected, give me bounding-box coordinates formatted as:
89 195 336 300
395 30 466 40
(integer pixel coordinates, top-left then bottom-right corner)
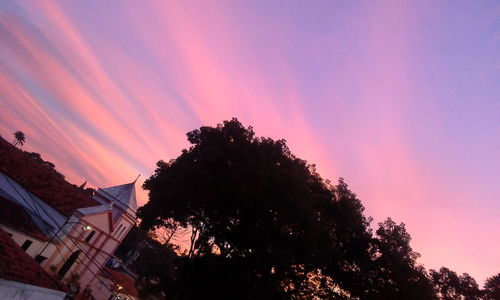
0 136 138 299
98 267 139 300
0 228 67 300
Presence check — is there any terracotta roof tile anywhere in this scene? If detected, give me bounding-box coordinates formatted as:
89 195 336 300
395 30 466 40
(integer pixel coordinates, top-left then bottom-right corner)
102 267 138 297
0 228 66 291
0 137 99 217
0 195 48 241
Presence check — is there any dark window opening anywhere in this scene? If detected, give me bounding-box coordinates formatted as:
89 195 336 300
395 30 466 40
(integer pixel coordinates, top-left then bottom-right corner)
115 224 123 236
35 255 47 264
120 226 128 238
85 230 96 243
21 240 33 251
58 250 81 278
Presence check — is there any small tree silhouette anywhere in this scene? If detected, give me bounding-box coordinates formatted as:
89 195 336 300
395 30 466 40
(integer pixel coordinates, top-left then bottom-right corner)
484 273 500 300
12 131 26 146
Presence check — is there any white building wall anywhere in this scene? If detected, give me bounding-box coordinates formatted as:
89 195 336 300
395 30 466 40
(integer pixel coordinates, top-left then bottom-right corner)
0 225 54 260
0 172 138 298
0 279 65 300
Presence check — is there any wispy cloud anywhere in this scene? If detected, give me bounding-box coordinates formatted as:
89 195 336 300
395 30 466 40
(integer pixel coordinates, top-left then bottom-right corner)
1 0 498 283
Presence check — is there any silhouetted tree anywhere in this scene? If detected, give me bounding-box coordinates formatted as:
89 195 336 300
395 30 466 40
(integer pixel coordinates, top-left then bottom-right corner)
431 267 462 299
139 118 341 298
281 265 351 299
134 240 177 299
27 152 65 179
114 225 146 260
12 131 25 146
372 218 436 299
430 267 482 299
138 118 497 299
459 273 482 300
484 273 500 300
322 178 379 299
114 225 177 299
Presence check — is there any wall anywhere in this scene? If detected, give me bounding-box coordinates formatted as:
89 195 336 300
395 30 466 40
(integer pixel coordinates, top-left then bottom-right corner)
0 279 65 300
0 225 55 261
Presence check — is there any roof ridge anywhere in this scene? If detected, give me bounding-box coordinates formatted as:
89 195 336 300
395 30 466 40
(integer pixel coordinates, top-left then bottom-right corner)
98 187 137 213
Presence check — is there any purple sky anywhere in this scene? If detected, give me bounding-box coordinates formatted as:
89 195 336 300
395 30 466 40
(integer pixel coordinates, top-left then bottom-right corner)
1 0 499 283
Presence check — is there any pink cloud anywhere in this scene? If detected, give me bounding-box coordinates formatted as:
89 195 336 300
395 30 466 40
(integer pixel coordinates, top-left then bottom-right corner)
1 0 498 284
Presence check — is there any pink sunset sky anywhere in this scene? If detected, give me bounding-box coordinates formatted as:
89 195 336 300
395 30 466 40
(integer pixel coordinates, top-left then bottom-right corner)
1 1 499 283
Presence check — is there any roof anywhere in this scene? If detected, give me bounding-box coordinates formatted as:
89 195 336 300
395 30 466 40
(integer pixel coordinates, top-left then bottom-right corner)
0 195 48 241
0 137 99 217
102 267 138 297
0 228 66 292
99 182 137 212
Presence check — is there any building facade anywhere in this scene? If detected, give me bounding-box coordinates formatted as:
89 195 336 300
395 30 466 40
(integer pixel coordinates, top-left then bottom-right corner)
0 137 137 299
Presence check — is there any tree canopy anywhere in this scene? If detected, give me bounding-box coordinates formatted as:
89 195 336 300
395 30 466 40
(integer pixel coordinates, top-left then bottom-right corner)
484 274 500 300
137 118 498 300
12 131 25 146
430 267 482 300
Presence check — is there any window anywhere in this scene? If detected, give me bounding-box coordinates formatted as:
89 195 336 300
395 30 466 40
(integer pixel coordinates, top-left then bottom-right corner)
85 230 96 243
35 255 47 264
120 226 128 239
115 224 123 236
58 250 81 278
21 240 33 251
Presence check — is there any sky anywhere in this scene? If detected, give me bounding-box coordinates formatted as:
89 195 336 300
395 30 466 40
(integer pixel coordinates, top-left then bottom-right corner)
1 0 499 284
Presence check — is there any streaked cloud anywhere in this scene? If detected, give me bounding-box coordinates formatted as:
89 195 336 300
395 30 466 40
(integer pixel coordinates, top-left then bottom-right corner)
1 0 498 283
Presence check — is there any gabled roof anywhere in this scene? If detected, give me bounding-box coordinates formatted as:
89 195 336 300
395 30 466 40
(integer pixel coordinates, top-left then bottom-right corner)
0 137 99 217
0 195 48 241
0 228 66 292
98 182 137 213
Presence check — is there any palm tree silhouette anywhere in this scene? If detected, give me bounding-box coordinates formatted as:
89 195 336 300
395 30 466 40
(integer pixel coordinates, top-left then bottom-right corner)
12 131 26 146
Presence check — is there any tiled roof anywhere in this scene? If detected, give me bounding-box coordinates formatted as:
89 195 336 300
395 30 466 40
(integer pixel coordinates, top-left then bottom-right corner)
102 267 138 297
0 228 66 291
0 195 48 241
0 137 99 217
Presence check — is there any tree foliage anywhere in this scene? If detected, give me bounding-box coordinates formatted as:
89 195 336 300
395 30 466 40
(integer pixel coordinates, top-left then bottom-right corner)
26 151 65 179
484 273 500 300
139 119 339 298
369 218 436 299
137 118 498 299
12 131 25 146
114 225 177 298
430 267 482 300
